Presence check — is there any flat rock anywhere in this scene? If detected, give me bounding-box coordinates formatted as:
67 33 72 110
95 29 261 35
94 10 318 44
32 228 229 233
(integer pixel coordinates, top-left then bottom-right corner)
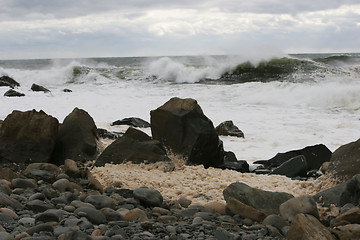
223 182 294 215
112 117 151 128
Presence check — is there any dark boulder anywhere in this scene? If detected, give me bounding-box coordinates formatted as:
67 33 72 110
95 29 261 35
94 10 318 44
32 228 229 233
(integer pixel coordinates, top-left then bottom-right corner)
223 182 294 215
271 155 308 178
97 128 123 139
314 174 360 207
220 161 250 173
215 120 244 138
254 144 331 172
94 127 172 167
4 89 25 97
327 138 360 181
63 88 72 92
150 97 225 168
112 117 151 128
31 83 50 93
51 108 99 165
0 76 20 88
0 110 59 164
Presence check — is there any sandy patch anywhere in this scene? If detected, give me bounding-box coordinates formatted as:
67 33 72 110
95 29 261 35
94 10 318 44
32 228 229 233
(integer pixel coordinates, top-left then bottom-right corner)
91 156 324 206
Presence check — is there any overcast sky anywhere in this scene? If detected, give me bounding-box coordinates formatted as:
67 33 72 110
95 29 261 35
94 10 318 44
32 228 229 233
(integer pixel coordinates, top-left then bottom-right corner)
1 0 359 59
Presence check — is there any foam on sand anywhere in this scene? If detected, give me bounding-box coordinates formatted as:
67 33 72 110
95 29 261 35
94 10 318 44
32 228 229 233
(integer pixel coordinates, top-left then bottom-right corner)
91 156 323 206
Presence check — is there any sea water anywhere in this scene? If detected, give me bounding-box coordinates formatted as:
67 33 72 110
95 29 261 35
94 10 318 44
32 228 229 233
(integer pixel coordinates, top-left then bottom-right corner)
1 53 360 164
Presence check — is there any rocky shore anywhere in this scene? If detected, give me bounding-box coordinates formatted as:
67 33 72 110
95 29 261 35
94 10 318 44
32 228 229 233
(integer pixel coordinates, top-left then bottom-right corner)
0 95 360 239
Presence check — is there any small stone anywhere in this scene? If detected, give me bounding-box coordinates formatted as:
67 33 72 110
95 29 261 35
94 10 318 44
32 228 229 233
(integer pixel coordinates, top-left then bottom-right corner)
262 214 288 231
214 227 234 240
192 216 203 225
29 193 46 201
26 199 54 213
133 187 163 207
35 212 60 223
11 178 37 189
332 224 360 240
26 223 54 236
74 207 107 225
52 178 82 193
0 179 12 195
101 208 124 221
85 195 115 209
19 217 36 227
178 198 192 208
0 192 23 209
125 208 148 222
0 208 18 219
64 159 81 178
279 195 319 222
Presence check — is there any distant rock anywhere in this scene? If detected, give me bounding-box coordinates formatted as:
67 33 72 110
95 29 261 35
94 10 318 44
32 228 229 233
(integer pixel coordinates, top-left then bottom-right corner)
327 138 360 181
94 127 172 169
0 110 59 164
223 182 294 215
254 144 331 176
112 117 151 128
51 108 99 165
63 89 72 92
97 128 123 139
151 97 225 168
4 89 25 97
0 76 20 88
31 83 50 93
215 120 244 138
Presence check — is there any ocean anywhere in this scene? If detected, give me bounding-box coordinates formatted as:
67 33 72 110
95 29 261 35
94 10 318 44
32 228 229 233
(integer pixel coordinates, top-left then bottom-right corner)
1 53 360 165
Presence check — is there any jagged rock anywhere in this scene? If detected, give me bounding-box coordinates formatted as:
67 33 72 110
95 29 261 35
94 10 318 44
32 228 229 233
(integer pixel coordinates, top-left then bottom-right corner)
112 117 151 128
314 174 360 207
150 97 225 168
215 120 244 138
287 213 336 240
51 108 99 165
254 144 331 172
279 195 319 222
31 83 50 92
4 89 25 97
327 138 360 181
94 127 172 167
271 155 308 178
97 128 122 139
0 110 59 164
0 76 20 88
223 182 294 215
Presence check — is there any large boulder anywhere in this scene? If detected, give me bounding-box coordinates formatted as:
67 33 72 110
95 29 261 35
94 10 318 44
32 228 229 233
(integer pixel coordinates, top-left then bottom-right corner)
150 97 225 168
94 127 172 167
51 108 99 165
327 138 360 181
0 110 59 164
0 76 20 88
271 155 308 178
254 144 331 172
223 182 294 215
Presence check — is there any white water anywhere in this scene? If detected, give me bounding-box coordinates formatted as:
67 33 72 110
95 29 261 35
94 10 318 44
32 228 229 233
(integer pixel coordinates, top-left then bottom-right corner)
1 55 360 164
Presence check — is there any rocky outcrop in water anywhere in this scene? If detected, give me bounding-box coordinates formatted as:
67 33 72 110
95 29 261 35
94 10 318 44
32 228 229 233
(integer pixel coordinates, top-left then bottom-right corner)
150 97 225 168
216 120 244 138
0 76 20 89
31 83 50 93
3 89 25 97
112 117 151 128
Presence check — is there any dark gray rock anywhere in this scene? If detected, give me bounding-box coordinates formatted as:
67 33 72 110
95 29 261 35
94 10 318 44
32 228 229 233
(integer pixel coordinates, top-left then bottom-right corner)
0 192 23 209
51 107 99 165
0 75 20 88
0 179 12 195
58 230 92 240
271 155 308 178
0 110 59 164
74 207 107 224
314 174 360 207
85 195 115 209
220 160 250 173
97 128 122 139
4 89 25 97
26 199 55 213
31 83 50 93
262 214 288 231
133 187 163 207
112 117 151 128
101 208 125 221
26 223 54 236
223 182 294 215
0 212 14 223
94 127 172 167
11 178 37 189
216 120 244 138
150 97 225 168
35 212 60 223
254 144 331 172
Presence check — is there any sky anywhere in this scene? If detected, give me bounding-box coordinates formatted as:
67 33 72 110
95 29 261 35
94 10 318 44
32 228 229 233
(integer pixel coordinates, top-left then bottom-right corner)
1 0 360 59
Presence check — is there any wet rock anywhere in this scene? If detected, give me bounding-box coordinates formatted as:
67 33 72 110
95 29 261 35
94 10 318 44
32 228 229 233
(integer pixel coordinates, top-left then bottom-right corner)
4 89 24 97
133 187 163 207
85 195 115 209
112 117 151 128
254 144 331 172
0 110 59 164
0 75 20 88
74 207 107 225
31 83 50 93
215 120 244 138
51 107 99 165
279 195 319 222
223 182 294 215
271 155 308 178
287 213 335 240
150 97 225 168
